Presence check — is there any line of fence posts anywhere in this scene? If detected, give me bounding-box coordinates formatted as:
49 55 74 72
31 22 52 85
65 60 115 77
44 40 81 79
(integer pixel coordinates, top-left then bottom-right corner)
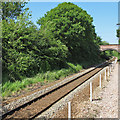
89 58 117 102
67 58 117 119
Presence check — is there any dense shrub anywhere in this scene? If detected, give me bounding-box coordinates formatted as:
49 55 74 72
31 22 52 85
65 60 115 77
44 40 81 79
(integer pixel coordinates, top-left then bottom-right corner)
2 12 39 81
2 11 68 81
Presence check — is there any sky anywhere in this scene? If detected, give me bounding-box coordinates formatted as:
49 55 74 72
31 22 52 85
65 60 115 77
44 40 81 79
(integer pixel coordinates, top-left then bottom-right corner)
25 2 118 44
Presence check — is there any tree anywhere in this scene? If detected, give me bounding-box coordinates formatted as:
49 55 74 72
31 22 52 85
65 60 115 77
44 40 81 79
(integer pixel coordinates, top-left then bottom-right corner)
2 10 68 81
2 11 39 81
100 41 109 45
37 21 68 71
37 2 101 63
2 2 27 20
94 36 102 45
117 28 120 44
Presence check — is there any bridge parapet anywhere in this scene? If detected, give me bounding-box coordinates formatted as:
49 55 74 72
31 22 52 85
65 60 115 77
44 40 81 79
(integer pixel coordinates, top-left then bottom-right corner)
100 44 120 53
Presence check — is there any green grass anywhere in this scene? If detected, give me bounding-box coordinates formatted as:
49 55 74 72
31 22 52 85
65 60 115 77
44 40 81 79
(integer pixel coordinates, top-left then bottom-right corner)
2 62 82 97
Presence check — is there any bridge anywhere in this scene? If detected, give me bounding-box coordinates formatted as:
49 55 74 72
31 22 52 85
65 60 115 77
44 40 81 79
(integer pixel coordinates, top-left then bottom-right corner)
100 44 120 53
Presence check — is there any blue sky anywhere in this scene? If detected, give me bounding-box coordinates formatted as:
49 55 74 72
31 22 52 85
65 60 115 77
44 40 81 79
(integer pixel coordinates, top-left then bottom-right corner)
25 2 118 44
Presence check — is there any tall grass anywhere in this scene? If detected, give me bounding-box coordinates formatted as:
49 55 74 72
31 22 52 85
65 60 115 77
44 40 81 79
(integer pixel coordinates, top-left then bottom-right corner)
2 63 82 97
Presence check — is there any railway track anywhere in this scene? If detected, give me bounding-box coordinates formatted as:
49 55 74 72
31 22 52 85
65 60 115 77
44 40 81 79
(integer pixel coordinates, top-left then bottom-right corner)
2 58 115 119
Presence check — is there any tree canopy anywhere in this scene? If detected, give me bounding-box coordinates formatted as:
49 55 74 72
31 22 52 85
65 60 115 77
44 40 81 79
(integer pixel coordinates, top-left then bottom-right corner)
117 28 120 44
100 41 109 45
2 2 27 20
2 12 39 80
37 2 101 63
2 10 68 81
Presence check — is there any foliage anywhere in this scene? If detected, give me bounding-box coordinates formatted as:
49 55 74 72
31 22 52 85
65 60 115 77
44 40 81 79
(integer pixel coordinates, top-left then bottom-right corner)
2 62 82 97
117 28 120 44
95 36 102 45
2 2 27 20
37 2 101 63
105 50 120 59
117 29 120 38
2 11 39 81
100 40 109 45
37 21 68 71
2 2 107 94
2 10 68 81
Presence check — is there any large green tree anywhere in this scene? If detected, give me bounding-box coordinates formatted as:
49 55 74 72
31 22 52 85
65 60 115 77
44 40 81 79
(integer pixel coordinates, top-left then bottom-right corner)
38 22 68 70
2 2 27 20
37 2 101 63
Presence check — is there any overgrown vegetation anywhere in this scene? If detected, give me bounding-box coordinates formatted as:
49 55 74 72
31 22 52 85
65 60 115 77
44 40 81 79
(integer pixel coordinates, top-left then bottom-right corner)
2 63 82 97
2 2 109 97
